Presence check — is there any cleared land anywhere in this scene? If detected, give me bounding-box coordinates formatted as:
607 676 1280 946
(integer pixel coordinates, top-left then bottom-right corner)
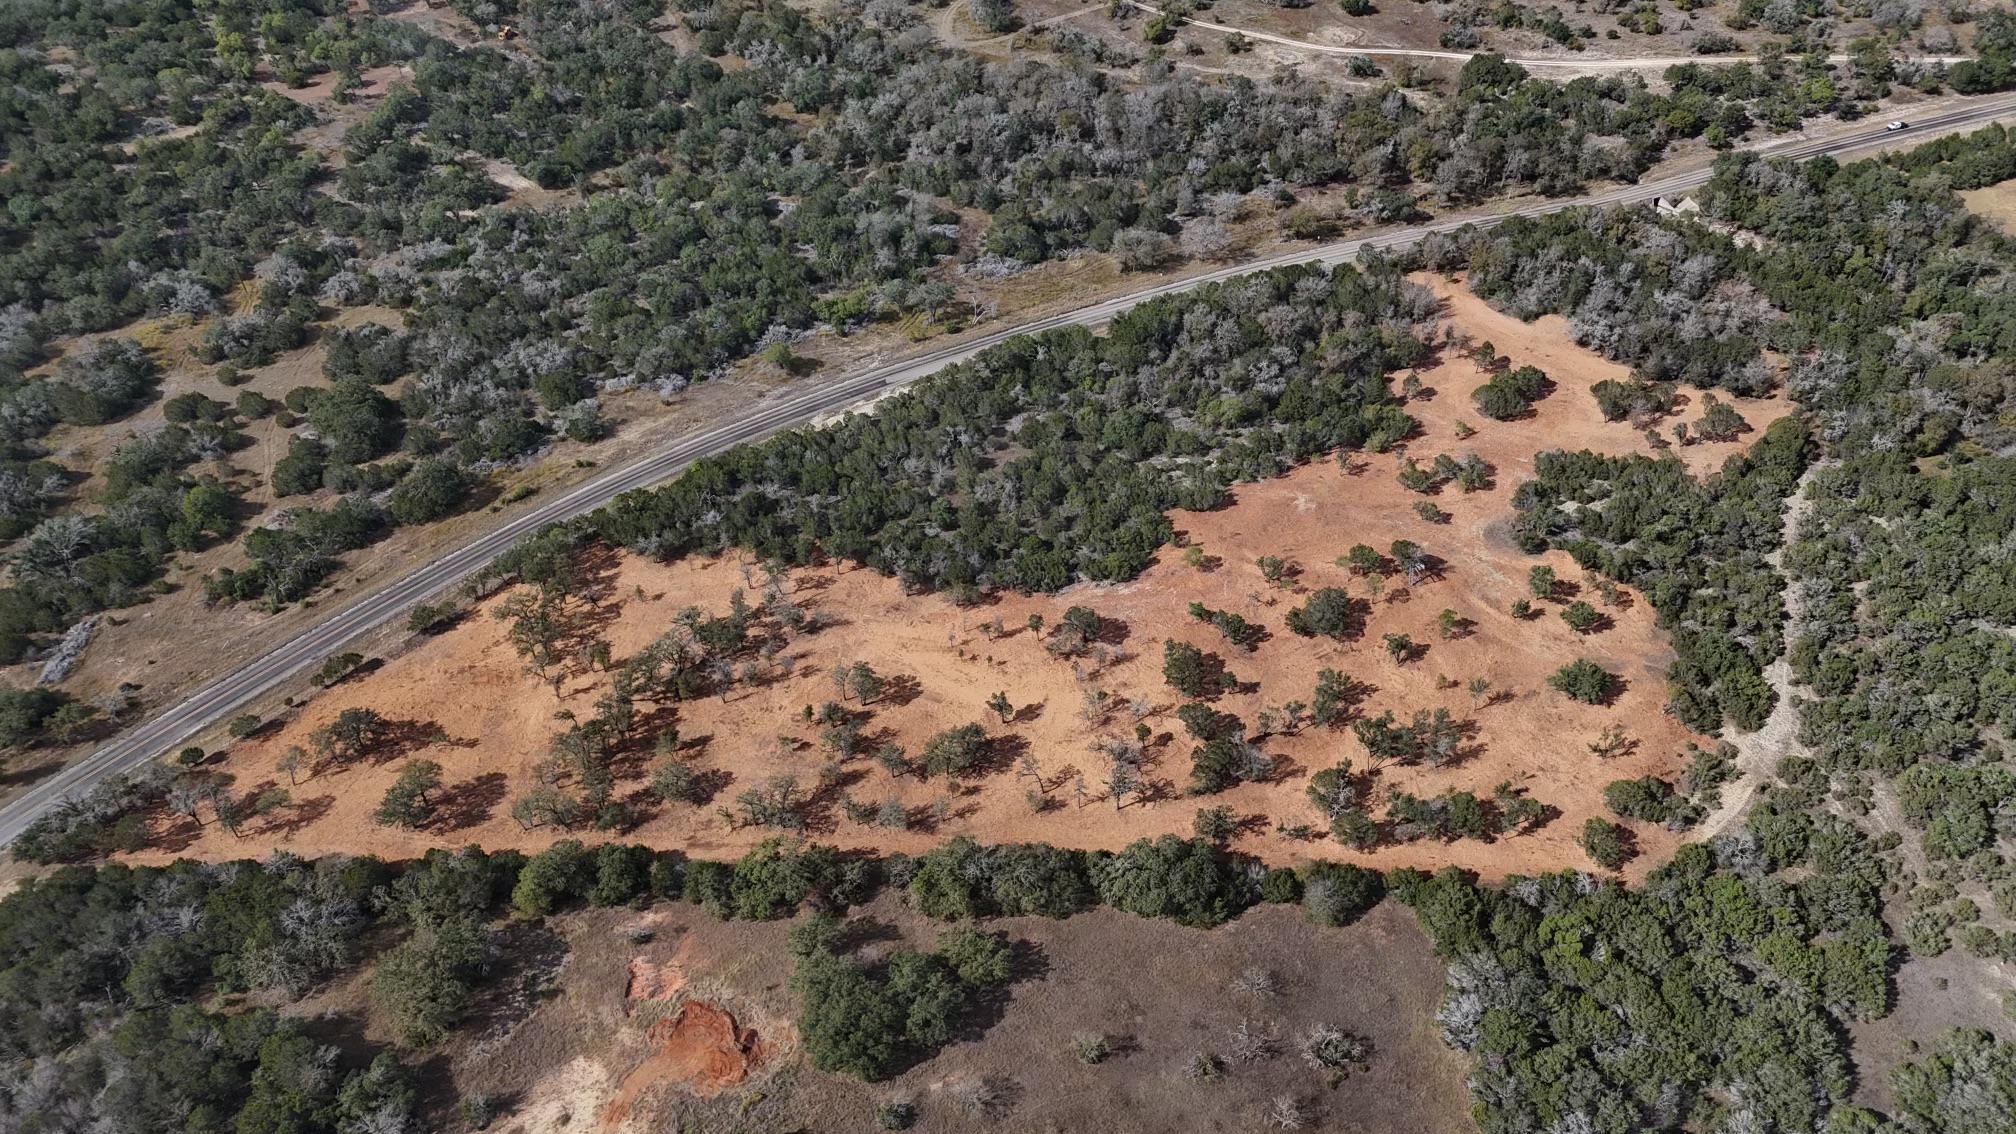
131 278 1790 879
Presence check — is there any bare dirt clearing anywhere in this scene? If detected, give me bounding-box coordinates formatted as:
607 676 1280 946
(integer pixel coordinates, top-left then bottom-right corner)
382 0 488 48
262 63 409 108
134 279 1788 880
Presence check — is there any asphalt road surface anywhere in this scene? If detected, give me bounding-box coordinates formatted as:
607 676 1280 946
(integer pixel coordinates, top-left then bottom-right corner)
5 95 2016 848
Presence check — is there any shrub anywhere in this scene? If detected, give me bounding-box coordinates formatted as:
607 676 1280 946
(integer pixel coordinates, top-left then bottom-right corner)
919 723 989 777
386 459 472 525
1301 861 1385 927
1560 600 1603 633
1580 818 1632 869
876 1100 919 1130
1089 836 1253 928
1300 1022 1371 1071
1164 639 1210 696
371 916 491 1047
461 1093 505 1130
1285 587 1360 639
1070 1032 1111 1063
1548 659 1616 704
511 840 591 915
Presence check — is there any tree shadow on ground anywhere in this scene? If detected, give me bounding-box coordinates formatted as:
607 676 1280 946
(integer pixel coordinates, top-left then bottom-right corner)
875 674 923 707
255 792 335 839
145 804 205 853
835 915 905 953
426 772 508 833
367 718 462 765
976 732 1029 778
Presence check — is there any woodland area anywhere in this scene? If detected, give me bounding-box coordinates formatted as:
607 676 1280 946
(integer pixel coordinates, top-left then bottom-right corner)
0 0 2004 703
1415 122 2016 898
467 125 2016 1130
3 829 2008 1132
10 1 2016 1132
0 832 1909 1129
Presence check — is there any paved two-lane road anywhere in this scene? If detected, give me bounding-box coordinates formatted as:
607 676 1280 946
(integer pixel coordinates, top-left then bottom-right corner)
6 95 2016 848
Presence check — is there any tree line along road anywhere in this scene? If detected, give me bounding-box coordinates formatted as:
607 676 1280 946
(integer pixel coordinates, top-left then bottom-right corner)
1121 1 1972 69
5 95 2016 848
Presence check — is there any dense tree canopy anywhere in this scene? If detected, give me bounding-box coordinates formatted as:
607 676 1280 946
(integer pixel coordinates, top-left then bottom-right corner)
0 0 1979 653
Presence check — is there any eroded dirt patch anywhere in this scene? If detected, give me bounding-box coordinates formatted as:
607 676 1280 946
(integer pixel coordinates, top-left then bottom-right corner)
604 1001 769 1123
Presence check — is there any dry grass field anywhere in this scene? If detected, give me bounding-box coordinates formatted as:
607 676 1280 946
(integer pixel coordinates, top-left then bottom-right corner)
389 895 1473 1134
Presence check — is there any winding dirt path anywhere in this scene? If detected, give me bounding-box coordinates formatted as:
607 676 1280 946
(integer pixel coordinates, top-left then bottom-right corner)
1696 465 1820 841
1128 2 1969 72
936 1 1108 50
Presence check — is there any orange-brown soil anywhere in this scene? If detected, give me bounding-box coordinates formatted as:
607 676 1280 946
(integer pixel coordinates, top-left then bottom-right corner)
127 278 1793 880
604 1001 768 1120
623 933 698 1002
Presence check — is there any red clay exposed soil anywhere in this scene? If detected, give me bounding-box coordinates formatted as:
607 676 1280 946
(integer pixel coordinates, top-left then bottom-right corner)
129 278 1794 881
623 935 696 1003
603 1001 768 1124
